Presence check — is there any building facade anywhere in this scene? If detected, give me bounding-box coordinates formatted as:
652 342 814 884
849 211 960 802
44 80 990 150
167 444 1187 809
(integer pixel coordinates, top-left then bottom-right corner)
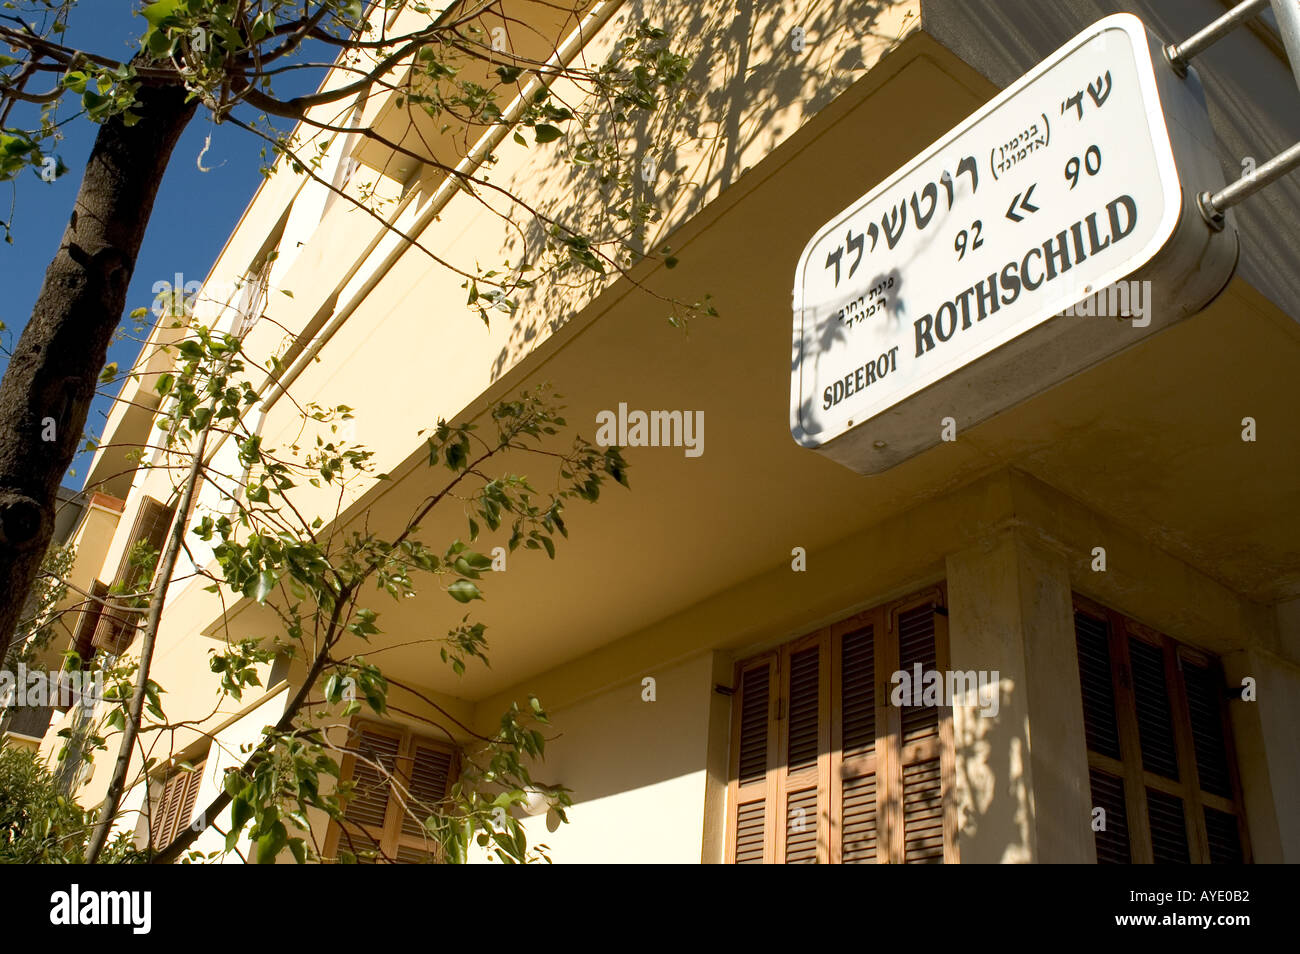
27 0 1300 862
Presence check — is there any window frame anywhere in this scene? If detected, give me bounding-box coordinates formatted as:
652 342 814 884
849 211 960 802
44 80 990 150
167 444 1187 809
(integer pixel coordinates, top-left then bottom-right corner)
1074 593 1251 863
325 719 460 863
725 584 957 864
148 756 207 851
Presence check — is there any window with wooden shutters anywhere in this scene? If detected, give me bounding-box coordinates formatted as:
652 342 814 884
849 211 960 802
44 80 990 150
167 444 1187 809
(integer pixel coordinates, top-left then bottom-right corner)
69 580 108 666
329 721 458 863
94 497 175 656
149 758 206 849
1073 595 1249 864
726 586 956 864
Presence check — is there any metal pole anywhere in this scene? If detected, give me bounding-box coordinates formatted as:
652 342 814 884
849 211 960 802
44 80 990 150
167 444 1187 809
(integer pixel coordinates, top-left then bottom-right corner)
1199 139 1300 227
1165 0 1271 75
1272 0 1300 92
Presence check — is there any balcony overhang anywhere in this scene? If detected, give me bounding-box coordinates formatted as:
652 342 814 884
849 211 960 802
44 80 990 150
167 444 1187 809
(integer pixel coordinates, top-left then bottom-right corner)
202 25 1299 706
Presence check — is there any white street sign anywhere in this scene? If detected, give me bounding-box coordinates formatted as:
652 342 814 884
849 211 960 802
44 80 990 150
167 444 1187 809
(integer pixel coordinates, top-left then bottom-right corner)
791 13 1237 473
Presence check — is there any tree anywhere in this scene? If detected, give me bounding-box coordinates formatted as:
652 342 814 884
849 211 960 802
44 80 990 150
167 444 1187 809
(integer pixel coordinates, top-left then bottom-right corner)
0 0 705 663
0 742 144 862
66 315 629 862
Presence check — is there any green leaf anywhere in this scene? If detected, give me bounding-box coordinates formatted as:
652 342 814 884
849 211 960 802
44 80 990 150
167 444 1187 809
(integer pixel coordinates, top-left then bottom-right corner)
147 28 174 57
61 71 88 94
533 124 563 144
256 821 288 864
142 0 186 30
446 579 483 603
230 795 254 832
253 569 275 603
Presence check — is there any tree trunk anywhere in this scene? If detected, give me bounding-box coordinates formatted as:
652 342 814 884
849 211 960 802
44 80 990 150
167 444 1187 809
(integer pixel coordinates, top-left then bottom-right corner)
0 79 196 661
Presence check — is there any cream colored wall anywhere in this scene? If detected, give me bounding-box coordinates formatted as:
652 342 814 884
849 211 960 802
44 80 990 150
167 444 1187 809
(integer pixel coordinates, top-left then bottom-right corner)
503 651 718 863
1221 648 1300 862
64 500 121 601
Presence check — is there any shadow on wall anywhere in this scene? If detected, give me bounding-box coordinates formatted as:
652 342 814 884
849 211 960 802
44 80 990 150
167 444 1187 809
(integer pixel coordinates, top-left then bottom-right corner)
951 680 1036 863
486 0 916 384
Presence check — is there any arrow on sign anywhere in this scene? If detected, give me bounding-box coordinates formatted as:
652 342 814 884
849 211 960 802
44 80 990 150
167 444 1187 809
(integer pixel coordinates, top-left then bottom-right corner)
1005 183 1040 223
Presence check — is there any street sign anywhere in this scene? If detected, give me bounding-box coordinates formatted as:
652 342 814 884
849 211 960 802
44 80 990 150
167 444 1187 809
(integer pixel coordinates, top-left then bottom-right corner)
791 13 1238 473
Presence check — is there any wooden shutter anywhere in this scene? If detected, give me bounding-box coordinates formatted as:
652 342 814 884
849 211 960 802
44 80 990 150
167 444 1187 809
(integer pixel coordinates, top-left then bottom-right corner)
726 656 776 863
1128 635 1180 781
1088 767 1131 863
1146 788 1190 863
94 497 175 655
727 586 955 864
149 773 185 847
150 760 206 848
1204 806 1243 864
835 619 880 863
333 721 458 863
776 635 829 864
1181 658 1232 798
1074 611 1122 759
339 724 403 860
70 580 108 666
394 740 456 860
1073 595 1249 864
892 598 954 864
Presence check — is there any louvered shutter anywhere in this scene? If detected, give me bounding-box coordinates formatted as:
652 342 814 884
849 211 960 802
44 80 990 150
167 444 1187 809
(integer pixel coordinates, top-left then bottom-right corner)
728 656 775 863
1203 807 1243 865
1075 611 1121 759
1128 636 1180 781
1146 788 1190 863
394 844 432 864
895 603 947 864
727 588 953 865
177 762 205 840
1181 659 1232 798
70 580 108 666
1073 597 1248 865
1088 767 1130 863
837 621 879 863
94 497 175 654
332 722 459 863
394 740 455 860
150 761 205 848
779 641 827 864
340 725 402 858
149 772 185 846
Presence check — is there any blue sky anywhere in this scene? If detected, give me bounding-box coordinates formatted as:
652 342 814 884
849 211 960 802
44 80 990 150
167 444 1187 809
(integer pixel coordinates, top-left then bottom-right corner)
1 4 318 487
